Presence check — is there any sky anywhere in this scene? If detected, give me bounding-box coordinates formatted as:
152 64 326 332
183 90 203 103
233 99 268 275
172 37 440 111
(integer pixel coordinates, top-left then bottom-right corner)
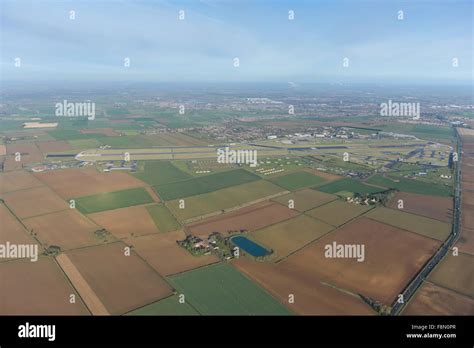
1 0 472 84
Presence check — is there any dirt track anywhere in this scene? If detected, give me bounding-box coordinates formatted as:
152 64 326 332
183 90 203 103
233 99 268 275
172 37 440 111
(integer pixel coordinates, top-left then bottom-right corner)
56 254 109 315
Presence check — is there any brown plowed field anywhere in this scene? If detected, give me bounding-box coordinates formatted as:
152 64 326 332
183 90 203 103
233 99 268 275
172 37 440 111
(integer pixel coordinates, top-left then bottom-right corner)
56 254 109 315
89 205 159 239
387 192 453 223
428 253 474 298
23 209 108 250
280 217 440 305
186 201 299 238
0 144 6 156
271 188 337 212
0 204 38 261
34 168 147 198
232 258 375 315
0 170 43 193
403 282 474 315
3 186 68 219
2 156 22 171
6 143 43 164
0 258 90 315
457 203 474 255
130 230 219 276
64 242 172 315
36 140 72 153
366 207 451 241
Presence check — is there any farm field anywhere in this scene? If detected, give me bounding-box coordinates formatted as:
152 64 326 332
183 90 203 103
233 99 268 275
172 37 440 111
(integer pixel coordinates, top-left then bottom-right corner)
366 207 451 241
167 180 286 222
0 204 38 260
64 242 172 315
126 295 199 316
186 201 298 238
156 132 208 146
367 174 452 197
168 263 292 315
458 134 474 256
79 128 119 136
271 188 337 212
0 170 43 193
249 214 334 261
281 217 441 305
23 209 107 250
68 138 102 149
428 253 474 298
75 187 154 214
129 230 219 276
269 171 327 190
146 204 181 233
2 186 68 219
34 167 147 198
0 258 90 315
316 178 385 195
305 200 372 227
133 160 191 186
5 143 43 170
458 204 474 255
233 257 375 315
36 140 72 153
302 168 342 182
386 192 453 223
403 282 474 315
154 169 260 201
89 205 159 239
56 253 109 315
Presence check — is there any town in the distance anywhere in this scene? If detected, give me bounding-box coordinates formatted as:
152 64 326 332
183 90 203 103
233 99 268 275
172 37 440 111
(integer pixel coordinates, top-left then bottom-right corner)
0 82 473 316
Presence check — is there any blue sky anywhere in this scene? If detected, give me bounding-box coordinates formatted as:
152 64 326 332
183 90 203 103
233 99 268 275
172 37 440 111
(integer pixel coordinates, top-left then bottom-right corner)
1 0 472 83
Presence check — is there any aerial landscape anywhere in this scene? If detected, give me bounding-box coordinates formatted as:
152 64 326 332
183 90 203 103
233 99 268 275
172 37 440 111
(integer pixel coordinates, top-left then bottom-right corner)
0 0 473 331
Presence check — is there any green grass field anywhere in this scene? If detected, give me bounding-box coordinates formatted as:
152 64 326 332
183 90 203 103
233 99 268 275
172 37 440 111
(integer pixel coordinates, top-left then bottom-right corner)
48 129 104 141
167 180 285 221
376 124 454 142
366 174 452 197
168 263 292 315
126 295 199 315
133 161 191 186
146 204 181 233
316 178 385 195
68 138 102 149
269 171 327 190
154 169 260 201
75 187 154 214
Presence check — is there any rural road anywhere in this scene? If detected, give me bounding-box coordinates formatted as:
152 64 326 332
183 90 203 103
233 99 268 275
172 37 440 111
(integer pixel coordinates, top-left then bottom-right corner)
390 129 463 315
